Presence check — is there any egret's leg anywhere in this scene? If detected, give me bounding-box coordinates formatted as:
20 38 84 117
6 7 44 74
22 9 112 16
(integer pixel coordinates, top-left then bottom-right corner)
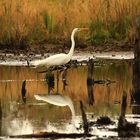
56 67 59 94
62 69 68 91
45 69 55 94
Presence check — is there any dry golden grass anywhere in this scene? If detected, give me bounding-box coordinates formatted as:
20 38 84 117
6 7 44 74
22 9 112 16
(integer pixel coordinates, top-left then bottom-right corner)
0 0 139 47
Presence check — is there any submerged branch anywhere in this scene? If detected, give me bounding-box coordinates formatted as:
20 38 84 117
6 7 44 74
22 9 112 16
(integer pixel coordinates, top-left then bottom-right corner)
118 91 139 137
10 132 92 139
80 101 89 134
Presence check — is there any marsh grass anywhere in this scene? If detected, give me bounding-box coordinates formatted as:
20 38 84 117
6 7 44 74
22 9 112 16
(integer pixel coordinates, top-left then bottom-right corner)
0 0 139 48
43 12 56 41
89 18 109 45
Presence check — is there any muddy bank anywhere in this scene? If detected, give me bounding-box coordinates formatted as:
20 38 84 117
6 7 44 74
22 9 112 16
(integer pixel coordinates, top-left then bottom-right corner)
0 41 134 55
0 51 134 66
0 42 134 66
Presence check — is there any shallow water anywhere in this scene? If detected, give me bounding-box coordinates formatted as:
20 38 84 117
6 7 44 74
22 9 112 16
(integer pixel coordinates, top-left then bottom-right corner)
0 59 139 139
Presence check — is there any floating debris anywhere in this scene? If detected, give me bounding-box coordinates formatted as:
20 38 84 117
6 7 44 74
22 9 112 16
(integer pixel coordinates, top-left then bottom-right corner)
96 116 114 125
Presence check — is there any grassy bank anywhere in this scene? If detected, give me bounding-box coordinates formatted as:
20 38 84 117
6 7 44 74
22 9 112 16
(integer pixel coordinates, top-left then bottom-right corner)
0 0 139 49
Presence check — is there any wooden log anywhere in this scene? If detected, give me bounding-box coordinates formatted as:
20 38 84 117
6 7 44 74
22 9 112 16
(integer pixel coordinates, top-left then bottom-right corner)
120 91 127 118
118 91 127 130
21 80 26 103
118 91 138 137
80 101 89 134
87 58 94 105
10 132 92 139
118 91 127 128
87 58 94 83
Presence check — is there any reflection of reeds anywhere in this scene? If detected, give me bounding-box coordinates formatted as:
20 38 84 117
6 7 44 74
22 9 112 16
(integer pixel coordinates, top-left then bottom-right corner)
0 0 139 47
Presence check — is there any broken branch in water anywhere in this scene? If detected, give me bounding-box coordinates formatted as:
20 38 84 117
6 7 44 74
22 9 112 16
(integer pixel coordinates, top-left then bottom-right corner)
80 101 89 134
9 132 92 139
118 91 139 137
87 58 94 105
21 80 26 103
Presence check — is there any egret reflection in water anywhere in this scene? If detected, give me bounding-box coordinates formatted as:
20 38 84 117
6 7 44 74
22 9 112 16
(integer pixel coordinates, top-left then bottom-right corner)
0 60 135 138
34 94 75 120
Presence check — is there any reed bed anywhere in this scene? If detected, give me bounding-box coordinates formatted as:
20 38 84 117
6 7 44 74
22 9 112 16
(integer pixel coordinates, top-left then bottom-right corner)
0 0 139 48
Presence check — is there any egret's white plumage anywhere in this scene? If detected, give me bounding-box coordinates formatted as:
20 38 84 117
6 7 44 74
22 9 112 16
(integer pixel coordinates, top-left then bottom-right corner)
31 28 87 68
34 94 75 119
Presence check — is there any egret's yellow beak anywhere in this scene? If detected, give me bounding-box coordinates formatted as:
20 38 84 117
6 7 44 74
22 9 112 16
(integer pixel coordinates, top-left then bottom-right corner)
80 28 89 31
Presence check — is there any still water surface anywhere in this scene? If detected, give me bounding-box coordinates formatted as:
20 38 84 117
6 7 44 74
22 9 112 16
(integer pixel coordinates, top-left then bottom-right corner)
0 59 137 139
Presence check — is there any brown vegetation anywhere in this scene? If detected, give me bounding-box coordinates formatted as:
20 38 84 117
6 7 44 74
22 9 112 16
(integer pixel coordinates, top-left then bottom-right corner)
0 0 139 49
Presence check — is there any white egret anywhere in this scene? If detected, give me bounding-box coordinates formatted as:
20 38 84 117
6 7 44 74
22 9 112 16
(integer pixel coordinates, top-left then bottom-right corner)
31 28 88 68
34 94 75 120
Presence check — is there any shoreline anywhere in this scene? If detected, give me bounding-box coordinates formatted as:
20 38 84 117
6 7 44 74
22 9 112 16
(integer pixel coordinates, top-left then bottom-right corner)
0 51 134 66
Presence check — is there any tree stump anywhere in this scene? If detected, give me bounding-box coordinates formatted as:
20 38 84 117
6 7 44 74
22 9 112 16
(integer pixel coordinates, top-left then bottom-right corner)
80 101 89 134
21 80 26 103
87 58 94 105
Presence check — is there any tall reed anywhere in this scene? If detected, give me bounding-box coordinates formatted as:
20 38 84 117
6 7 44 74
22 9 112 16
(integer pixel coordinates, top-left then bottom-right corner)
0 0 139 48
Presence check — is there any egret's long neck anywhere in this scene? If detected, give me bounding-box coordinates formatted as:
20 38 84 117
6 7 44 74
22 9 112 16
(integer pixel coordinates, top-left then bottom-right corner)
67 98 75 120
67 31 75 58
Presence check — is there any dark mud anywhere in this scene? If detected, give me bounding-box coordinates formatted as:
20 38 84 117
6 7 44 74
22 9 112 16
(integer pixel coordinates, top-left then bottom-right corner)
0 41 134 56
